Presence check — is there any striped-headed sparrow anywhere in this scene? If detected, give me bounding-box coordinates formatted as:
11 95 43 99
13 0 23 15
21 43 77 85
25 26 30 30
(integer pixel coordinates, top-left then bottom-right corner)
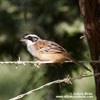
20 34 91 72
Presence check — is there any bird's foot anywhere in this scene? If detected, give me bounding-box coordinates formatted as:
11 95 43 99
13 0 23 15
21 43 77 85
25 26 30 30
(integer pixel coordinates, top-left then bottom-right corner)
34 61 41 68
34 61 54 68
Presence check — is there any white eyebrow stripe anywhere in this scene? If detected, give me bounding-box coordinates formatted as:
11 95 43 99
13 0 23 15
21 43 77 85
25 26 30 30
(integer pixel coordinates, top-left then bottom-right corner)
25 34 39 38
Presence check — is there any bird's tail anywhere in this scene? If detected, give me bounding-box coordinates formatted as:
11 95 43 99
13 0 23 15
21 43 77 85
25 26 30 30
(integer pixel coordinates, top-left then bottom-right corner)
66 54 91 72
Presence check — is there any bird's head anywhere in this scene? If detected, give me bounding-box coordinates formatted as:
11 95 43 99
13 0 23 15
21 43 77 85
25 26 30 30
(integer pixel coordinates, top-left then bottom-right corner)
20 34 41 45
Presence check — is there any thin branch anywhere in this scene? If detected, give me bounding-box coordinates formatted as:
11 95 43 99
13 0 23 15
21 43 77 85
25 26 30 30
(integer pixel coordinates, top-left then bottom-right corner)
9 73 100 100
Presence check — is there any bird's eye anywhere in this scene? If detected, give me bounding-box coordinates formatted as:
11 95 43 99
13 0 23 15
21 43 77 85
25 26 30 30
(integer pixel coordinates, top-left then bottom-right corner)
28 36 32 40
24 36 32 41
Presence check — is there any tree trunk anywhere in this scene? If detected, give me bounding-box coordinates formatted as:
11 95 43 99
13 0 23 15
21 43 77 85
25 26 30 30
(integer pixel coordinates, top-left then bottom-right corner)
79 0 100 100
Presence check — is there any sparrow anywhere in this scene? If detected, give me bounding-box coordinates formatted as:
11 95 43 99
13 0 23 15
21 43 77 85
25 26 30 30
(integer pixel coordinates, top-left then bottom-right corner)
20 33 91 72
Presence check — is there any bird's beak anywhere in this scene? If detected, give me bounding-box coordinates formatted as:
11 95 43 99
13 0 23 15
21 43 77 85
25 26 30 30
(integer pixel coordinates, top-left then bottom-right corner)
20 38 25 42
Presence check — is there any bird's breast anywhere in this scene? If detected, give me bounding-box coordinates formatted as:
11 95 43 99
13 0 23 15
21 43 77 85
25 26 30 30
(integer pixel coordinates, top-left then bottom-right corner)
27 44 37 57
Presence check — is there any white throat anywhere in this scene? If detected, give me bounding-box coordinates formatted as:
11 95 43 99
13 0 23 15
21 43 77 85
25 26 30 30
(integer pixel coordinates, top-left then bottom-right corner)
26 41 37 57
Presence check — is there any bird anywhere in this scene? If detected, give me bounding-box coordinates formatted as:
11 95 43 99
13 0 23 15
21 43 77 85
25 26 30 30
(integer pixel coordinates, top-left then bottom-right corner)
20 33 91 72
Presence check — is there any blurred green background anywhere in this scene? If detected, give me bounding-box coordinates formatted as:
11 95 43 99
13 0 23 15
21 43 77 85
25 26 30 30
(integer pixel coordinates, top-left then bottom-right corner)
0 0 95 100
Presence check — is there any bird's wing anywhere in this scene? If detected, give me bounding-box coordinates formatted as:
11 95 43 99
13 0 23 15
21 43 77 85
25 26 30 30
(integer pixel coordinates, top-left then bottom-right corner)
34 40 67 54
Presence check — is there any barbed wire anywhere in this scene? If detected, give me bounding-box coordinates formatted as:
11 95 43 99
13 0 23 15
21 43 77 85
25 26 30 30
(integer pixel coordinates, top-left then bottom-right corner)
0 57 100 65
9 73 100 100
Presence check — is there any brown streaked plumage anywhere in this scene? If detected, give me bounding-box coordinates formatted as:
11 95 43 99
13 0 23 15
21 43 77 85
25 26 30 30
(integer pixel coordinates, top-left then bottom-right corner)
20 34 91 72
34 40 68 62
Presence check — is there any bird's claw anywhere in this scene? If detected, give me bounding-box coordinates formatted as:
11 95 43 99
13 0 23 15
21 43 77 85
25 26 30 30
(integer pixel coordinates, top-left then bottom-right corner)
34 61 41 68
